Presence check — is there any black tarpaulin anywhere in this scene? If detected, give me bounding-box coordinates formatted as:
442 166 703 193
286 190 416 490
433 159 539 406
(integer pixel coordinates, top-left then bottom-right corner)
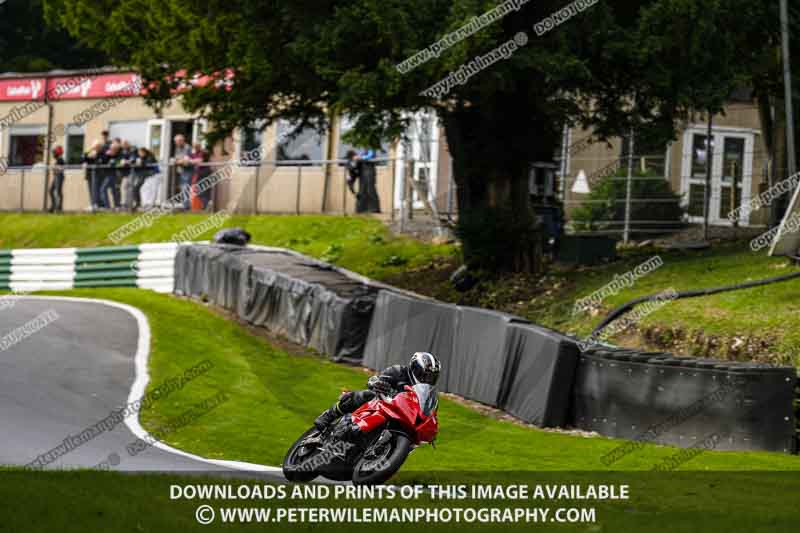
446 307 526 406
175 244 378 362
362 290 459 385
363 291 578 426
497 324 580 427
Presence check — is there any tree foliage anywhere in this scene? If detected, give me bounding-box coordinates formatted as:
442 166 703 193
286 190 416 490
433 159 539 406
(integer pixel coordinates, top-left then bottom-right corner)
0 0 106 72
41 0 797 271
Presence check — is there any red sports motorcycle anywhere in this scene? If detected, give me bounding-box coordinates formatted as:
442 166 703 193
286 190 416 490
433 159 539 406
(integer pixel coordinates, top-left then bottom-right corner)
282 383 439 485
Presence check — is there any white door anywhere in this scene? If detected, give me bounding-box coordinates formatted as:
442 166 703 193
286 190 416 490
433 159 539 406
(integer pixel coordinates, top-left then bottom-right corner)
146 119 169 162
145 119 170 204
681 128 753 226
193 118 209 147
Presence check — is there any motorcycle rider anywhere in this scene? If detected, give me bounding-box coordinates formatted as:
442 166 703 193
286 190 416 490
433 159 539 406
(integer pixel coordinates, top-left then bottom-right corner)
314 352 441 432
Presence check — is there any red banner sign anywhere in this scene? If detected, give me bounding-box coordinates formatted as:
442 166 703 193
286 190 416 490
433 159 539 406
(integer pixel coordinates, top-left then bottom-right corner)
0 70 233 102
48 73 143 100
0 78 47 101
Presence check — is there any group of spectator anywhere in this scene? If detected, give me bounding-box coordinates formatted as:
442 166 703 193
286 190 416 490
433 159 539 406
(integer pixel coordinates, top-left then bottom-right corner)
47 131 213 213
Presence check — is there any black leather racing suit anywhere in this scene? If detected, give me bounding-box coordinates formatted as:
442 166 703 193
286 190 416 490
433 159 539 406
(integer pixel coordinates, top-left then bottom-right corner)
335 364 412 415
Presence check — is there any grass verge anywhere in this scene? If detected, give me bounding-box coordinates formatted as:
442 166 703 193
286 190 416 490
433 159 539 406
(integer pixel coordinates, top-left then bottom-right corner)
30 288 800 472
0 213 455 280
391 243 800 365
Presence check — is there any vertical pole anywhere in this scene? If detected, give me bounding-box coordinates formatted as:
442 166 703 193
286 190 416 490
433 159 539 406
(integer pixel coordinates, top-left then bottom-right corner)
390 159 397 221
342 166 348 214
253 161 261 214
20 169 25 212
399 149 407 232
406 157 415 221
623 127 635 244
732 160 739 229
446 156 454 215
43 102 54 211
296 166 302 215
703 114 714 241
781 0 797 177
559 123 569 202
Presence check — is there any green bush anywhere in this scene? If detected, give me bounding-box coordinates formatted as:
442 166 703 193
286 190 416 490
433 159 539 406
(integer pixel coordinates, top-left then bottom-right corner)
571 169 685 235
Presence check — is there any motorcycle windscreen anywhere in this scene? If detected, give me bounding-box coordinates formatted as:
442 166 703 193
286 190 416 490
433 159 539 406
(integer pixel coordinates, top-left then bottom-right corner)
413 383 439 416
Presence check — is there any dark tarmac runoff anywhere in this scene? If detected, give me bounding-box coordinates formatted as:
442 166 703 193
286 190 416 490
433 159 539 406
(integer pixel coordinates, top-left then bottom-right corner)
0 296 284 479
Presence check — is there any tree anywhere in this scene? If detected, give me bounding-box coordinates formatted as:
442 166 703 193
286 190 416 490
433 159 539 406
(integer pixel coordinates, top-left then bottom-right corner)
0 0 106 72
42 0 794 271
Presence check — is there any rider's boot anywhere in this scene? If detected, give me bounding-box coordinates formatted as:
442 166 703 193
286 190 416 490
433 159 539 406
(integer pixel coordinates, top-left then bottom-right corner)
314 402 342 431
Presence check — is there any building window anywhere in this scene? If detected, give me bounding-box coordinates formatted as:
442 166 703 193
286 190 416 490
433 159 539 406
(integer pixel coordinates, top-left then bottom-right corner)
8 125 46 167
620 132 668 177
276 120 324 166
109 120 148 150
65 125 85 165
337 115 389 165
240 123 263 165
691 134 712 178
688 183 706 217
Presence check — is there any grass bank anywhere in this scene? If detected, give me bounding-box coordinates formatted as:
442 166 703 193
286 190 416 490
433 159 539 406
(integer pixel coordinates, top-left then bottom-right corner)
390 243 800 365
34 288 800 472
0 213 455 280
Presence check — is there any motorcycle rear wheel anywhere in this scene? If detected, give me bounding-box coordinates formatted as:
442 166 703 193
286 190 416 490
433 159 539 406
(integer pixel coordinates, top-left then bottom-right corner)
282 427 323 482
352 431 411 485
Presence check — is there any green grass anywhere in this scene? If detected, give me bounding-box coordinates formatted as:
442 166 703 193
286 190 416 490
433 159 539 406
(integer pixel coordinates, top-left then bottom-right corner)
508 243 800 365
5 214 800 362
3 288 800 532
31 288 800 473
0 213 456 279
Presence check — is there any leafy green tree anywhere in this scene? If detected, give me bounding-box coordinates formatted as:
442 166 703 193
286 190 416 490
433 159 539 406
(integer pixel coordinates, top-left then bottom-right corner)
41 0 795 271
0 0 106 72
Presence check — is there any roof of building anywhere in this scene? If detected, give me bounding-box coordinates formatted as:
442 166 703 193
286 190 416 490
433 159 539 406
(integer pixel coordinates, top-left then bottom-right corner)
0 66 130 80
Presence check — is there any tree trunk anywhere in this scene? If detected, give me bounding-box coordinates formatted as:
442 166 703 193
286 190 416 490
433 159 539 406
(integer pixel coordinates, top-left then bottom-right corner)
442 109 549 274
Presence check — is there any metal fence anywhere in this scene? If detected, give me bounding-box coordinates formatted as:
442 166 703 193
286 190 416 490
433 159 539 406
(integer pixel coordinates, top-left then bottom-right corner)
557 150 775 243
0 158 398 216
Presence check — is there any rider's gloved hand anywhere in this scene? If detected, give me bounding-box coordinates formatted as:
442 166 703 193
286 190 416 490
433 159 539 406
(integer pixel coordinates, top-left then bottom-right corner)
367 376 392 395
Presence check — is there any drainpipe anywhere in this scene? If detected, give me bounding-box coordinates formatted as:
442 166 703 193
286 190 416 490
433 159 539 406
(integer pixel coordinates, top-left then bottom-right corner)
42 83 54 212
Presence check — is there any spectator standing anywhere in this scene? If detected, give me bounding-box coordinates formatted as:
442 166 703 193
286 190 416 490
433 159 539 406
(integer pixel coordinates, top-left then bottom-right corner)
100 142 123 210
82 140 105 211
48 146 66 213
172 134 193 209
345 150 359 194
100 130 112 153
119 140 137 208
347 149 381 213
132 147 160 209
190 142 213 210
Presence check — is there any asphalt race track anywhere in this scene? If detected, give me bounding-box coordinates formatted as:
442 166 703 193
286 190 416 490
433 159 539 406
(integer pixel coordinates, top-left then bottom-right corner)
0 296 283 477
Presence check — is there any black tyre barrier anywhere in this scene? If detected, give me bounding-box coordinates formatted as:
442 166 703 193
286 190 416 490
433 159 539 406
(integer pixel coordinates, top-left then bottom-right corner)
363 290 460 386
174 244 799 452
362 290 580 428
175 244 379 362
498 324 580 427
572 347 798 453
447 307 528 406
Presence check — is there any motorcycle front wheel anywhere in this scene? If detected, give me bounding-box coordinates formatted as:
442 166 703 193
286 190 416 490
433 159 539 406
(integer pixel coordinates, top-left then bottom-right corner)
282 427 323 482
351 431 412 485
